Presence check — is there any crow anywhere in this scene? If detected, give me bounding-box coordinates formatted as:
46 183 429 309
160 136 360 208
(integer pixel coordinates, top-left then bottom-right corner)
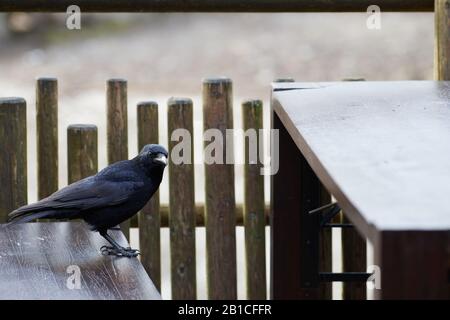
7 144 168 258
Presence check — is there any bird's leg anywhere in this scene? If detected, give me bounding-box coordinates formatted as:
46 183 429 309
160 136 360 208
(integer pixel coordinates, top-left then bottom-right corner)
99 230 139 257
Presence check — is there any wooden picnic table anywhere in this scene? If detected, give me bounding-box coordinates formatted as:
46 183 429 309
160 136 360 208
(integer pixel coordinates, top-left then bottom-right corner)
271 81 450 299
0 222 161 299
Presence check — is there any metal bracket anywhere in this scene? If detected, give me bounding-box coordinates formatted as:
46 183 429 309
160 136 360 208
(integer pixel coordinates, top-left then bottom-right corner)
319 272 372 282
304 202 369 287
309 202 342 226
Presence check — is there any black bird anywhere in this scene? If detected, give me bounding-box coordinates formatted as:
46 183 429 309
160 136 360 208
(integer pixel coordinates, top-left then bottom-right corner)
8 144 168 258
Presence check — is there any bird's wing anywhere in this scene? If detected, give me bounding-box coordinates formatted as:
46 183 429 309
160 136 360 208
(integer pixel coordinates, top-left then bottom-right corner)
9 177 144 217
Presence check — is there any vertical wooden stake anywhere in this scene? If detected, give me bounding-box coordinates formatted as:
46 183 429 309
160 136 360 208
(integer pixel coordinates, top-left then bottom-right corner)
36 77 58 199
0 98 27 222
107 78 129 239
242 99 267 300
67 124 98 184
435 0 450 80
203 78 237 299
168 97 196 299
137 101 161 291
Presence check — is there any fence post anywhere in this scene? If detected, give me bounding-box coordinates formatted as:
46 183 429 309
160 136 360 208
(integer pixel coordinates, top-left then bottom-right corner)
107 78 129 239
0 98 27 222
203 78 237 299
168 97 196 299
67 125 98 184
36 77 58 199
137 101 161 291
242 99 266 299
435 0 450 80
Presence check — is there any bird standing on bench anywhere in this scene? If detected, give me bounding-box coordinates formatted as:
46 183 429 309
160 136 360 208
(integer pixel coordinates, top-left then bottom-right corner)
7 144 168 258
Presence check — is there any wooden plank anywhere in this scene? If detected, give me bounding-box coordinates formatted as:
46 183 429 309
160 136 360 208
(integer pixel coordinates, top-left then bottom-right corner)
137 101 161 291
342 214 367 299
0 98 27 222
271 111 321 299
36 77 58 199
434 0 450 80
168 97 196 299
318 184 332 299
374 230 449 299
106 79 129 239
272 81 450 238
0 0 434 12
67 124 98 183
0 222 161 299
203 78 237 299
158 203 270 227
242 99 266 300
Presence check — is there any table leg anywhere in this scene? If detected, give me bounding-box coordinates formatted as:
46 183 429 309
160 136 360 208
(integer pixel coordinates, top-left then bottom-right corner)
374 230 449 299
271 112 323 299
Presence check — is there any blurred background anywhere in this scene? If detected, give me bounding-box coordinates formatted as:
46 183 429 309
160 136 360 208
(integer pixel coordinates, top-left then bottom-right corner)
0 12 434 299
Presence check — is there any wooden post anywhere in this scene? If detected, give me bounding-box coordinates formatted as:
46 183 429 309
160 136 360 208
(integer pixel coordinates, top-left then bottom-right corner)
203 78 237 299
341 215 367 299
168 97 196 299
0 98 27 222
106 79 129 239
435 0 450 80
318 185 332 300
137 101 161 291
271 110 321 299
67 125 98 184
374 231 449 299
242 99 266 300
36 77 58 199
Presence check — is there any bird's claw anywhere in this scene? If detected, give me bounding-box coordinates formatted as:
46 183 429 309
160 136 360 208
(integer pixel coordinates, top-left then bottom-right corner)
100 245 140 257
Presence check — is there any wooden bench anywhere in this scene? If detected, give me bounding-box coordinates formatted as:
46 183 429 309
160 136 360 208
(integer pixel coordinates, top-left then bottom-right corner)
271 81 450 299
0 222 160 299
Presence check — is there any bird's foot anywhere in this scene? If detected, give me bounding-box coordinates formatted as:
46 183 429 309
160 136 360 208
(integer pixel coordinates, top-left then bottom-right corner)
100 245 140 258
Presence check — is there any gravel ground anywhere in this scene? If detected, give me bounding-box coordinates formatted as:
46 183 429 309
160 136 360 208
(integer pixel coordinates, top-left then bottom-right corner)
0 12 434 299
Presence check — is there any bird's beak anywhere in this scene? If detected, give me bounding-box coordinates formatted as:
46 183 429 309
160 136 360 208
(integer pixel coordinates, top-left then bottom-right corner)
154 153 168 166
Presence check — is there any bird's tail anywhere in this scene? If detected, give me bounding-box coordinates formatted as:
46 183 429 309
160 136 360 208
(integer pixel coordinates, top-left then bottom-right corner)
7 203 79 225
7 210 57 225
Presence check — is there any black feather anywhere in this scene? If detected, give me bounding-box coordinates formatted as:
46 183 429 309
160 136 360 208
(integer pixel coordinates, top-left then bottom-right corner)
8 144 168 233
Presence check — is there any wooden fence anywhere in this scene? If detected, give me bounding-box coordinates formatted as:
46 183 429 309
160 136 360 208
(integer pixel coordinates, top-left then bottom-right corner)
0 77 270 300
0 76 374 300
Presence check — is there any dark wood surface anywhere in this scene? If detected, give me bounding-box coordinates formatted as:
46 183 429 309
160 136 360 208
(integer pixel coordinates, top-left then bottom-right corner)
0 0 434 12
273 81 450 239
0 222 160 300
